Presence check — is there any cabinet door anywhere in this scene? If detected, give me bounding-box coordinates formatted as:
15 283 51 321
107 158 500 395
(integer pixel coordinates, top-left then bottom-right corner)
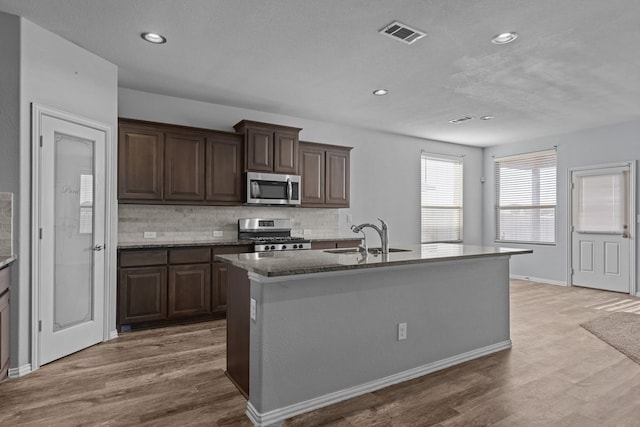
212 261 228 312
206 133 243 203
118 267 167 324
164 132 206 200
0 291 8 381
274 130 298 174
299 144 325 206
325 148 350 207
168 264 211 318
246 128 273 172
118 124 164 200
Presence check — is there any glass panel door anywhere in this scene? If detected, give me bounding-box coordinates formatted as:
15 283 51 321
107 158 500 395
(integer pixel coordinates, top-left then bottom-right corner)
54 133 95 331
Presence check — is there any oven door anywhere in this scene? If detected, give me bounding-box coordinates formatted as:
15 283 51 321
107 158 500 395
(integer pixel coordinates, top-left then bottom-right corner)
246 172 301 205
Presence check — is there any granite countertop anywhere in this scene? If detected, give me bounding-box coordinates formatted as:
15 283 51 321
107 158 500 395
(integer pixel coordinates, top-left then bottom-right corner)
0 255 17 269
216 243 533 277
117 236 360 250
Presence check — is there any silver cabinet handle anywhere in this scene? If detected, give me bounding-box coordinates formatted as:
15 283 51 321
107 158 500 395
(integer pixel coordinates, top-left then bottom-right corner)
93 244 104 252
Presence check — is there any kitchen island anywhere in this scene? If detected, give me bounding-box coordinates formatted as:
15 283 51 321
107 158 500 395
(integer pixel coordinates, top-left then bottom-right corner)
217 244 532 427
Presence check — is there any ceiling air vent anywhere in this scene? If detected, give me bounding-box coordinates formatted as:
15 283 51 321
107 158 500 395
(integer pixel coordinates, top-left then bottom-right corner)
449 116 474 124
379 21 427 45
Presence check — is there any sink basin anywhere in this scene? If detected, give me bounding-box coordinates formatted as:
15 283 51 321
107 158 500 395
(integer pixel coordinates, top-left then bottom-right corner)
324 247 411 255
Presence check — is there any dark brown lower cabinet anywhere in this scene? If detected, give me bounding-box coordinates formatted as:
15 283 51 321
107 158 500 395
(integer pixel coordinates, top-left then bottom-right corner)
168 264 211 318
118 266 168 324
212 262 229 312
226 264 250 398
118 244 253 331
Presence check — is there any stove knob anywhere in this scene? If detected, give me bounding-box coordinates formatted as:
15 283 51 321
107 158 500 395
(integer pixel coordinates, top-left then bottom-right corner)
282 245 287 250
270 245 276 250
293 244 298 249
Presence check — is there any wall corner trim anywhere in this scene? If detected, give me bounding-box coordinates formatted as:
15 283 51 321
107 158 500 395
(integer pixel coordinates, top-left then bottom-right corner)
8 363 33 378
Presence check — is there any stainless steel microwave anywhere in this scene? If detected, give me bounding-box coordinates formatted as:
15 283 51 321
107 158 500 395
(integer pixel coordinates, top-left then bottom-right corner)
246 172 301 206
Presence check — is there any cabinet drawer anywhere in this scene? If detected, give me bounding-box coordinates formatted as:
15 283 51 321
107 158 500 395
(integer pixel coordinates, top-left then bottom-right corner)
169 248 211 264
211 245 254 255
0 268 9 296
120 250 167 267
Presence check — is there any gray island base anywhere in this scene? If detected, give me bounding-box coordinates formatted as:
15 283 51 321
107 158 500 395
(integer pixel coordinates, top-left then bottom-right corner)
218 244 532 427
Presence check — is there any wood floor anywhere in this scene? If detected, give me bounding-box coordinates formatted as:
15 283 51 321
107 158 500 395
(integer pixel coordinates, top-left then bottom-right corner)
1 280 640 426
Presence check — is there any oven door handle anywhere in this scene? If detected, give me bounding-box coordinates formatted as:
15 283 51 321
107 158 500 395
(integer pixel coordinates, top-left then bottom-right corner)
286 177 292 203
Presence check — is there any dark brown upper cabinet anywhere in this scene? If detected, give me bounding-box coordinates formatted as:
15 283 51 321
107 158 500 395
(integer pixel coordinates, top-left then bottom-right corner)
118 123 165 200
234 120 301 174
118 119 244 205
325 148 351 206
299 143 325 205
299 141 352 208
164 131 206 201
205 133 243 203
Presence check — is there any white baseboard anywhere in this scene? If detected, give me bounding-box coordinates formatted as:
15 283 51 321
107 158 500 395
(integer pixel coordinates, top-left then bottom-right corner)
108 329 118 340
246 340 512 427
510 274 567 287
8 363 33 378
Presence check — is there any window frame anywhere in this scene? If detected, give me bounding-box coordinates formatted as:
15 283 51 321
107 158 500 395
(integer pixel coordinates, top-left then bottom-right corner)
494 149 557 245
420 151 464 244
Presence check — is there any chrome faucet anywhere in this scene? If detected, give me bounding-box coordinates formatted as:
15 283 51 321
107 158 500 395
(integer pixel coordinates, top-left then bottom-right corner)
351 218 389 254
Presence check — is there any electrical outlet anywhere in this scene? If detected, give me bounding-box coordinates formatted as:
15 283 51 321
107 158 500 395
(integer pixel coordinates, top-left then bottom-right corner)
398 322 407 341
346 214 353 223
213 230 223 237
250 298 257 321
143 231 156 239
303 229 312 235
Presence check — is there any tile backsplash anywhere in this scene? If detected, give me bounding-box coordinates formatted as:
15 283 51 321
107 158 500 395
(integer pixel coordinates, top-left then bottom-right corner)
118 204 341 245
0 193 13 256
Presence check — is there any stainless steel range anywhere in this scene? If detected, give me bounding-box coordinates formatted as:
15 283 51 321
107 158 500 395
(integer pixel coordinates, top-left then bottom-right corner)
238 218 311 252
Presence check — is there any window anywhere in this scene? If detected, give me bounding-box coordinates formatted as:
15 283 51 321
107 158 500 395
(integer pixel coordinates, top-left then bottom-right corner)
495 149 556 244
421 152 463 243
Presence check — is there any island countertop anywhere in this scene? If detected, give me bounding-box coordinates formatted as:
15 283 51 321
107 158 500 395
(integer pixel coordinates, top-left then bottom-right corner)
216 243 532 277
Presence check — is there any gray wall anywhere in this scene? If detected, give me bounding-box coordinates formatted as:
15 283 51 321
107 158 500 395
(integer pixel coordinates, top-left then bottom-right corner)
12 17 118 370
118 88 485 247
249 257 510 416
483 119 640 292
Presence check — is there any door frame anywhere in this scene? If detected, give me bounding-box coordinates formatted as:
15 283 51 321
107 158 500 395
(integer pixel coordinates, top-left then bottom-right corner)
30 104 117 370
567 161 636 296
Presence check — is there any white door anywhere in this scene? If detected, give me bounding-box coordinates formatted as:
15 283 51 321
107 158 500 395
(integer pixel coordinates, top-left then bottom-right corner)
571 165 631 293
38 114 106 365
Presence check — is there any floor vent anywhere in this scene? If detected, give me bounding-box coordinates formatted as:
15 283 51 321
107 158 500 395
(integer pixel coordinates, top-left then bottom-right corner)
379 21 427 45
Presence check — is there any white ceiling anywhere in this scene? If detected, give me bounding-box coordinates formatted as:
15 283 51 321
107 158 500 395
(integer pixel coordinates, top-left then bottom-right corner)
1 0 639 147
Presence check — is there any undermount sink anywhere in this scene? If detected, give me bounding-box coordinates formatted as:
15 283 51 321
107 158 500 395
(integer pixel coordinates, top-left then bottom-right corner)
324 247 412 255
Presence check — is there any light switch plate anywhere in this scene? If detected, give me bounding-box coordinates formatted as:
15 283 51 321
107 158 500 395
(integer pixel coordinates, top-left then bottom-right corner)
398 322 407 341
250 298 257 321
213 230 223 237
143 231 156 239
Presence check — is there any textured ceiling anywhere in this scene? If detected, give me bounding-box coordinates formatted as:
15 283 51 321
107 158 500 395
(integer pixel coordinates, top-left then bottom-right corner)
1 0 638 147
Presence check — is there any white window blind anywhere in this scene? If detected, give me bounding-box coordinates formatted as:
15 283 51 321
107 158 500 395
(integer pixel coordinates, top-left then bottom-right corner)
574 169 627 234
421 152 463 243
495 149 556 244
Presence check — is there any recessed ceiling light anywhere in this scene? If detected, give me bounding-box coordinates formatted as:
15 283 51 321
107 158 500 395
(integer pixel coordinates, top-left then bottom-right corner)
491 32 518 45
480 115 494 120
373 89 389 96
141 32 167 44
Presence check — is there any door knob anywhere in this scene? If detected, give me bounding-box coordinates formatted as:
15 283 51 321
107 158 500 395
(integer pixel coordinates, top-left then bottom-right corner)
92 244 104 251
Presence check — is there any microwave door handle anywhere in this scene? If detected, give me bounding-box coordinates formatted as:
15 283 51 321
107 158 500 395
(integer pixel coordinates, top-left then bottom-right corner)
287 178 292 203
